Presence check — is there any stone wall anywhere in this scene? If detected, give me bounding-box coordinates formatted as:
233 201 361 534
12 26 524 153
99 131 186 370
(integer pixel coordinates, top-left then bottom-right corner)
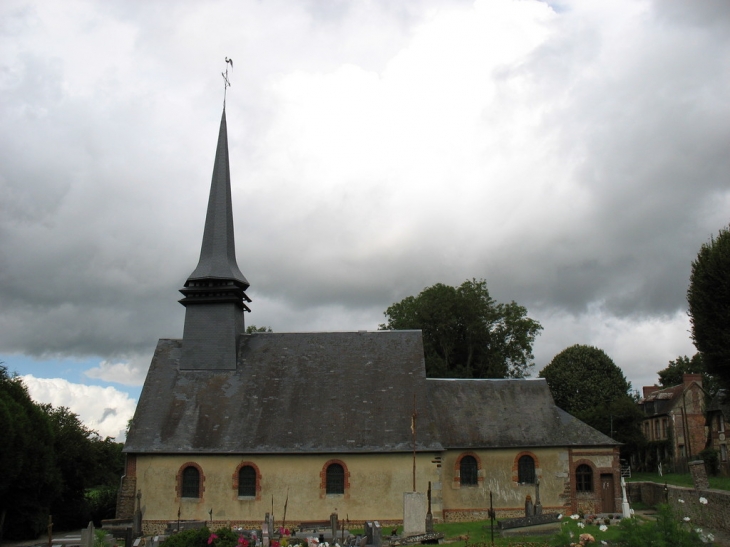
627 482 730 534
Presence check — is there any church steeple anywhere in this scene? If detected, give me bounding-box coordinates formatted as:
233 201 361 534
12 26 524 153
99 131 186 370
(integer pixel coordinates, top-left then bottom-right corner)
178 108 251 370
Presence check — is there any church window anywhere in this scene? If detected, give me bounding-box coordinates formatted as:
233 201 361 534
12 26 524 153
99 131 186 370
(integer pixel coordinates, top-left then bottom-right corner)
182 466 200 498
238 465 256 497
575 464 593 492
326 463 345 494
518 455 536 484
460 455 478 486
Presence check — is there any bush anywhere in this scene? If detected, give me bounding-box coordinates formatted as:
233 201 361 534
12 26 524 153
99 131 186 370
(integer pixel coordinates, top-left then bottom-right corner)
699 448 719 476
616 504 703 547
164 527 245 547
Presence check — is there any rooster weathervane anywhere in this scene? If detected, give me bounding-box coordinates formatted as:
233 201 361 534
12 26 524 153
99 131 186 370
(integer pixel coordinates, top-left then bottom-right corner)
222 57 233 107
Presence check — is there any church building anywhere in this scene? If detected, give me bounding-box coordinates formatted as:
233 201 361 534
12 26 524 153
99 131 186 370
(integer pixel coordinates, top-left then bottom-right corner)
118 108 620 534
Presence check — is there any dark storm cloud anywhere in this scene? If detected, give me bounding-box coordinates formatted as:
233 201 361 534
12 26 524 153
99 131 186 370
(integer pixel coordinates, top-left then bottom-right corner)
0 0 726 395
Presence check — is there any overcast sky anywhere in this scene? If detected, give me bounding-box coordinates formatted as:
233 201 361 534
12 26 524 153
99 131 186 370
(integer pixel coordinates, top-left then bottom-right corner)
2 0 729 440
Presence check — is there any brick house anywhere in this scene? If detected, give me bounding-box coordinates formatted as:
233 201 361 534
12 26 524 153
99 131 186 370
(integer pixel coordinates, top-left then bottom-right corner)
706 390 730 475
638 374 706 471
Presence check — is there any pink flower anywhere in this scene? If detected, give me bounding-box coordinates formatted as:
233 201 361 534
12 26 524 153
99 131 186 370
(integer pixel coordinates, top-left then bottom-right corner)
208 534 219 545
271 541 280 547
238 538 249 547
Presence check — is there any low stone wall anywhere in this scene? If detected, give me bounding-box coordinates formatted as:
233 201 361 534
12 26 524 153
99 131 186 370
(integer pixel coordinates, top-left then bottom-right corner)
627 481 730 534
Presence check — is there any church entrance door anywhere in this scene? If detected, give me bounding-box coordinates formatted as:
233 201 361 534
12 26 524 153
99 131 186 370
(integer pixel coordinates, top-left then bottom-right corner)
600 474 615 513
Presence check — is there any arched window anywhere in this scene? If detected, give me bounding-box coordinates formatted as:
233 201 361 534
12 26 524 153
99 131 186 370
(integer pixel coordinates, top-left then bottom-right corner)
575 464 593 492
326 463 345 494
518 455 536 484
460 455 478 486
181 466 200 498
238 465 256 497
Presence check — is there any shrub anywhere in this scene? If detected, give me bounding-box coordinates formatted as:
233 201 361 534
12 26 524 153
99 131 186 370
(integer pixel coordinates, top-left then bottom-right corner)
616 504 703 547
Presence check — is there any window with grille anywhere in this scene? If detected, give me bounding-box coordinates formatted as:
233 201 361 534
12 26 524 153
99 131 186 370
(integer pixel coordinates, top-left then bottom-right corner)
575 464 593 492
460 455 478 486
181 466 200 498
238 465 256 497
518 455 536 484
326 463 345 494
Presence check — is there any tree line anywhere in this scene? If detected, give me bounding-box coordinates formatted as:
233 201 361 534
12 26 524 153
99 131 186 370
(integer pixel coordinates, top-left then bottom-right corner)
0 365 124 542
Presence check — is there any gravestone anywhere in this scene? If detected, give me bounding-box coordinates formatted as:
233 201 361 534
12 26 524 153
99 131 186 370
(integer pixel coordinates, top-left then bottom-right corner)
262 515 270 547
689 460 709 490
81 522 95 547
425 482 434 534
620 476 631 518
372 522 382 547
365 522 373 545
524 495 534 517
402 492 426 536
330 513 338 540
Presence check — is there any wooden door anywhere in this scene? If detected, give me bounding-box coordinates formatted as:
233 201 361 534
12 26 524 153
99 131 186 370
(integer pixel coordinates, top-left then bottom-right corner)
601 474 615 513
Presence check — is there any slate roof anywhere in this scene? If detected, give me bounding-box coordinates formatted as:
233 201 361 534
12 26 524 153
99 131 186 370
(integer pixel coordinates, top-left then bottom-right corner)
427 378 618 448
185 109 249 289
125 330 441 454
639 384 686 417
126 331 616 454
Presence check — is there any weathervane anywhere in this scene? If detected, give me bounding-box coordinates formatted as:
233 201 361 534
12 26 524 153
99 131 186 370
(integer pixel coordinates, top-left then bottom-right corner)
222 57 233 107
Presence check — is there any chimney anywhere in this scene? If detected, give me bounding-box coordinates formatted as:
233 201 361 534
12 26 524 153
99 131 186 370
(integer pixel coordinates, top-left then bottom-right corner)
683 373 703 387
643 386 660 398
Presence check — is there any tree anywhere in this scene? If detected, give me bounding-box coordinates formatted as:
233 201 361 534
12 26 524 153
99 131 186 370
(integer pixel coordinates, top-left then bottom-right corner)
539 345 631 416
0 365 60 541
245 325 272 333
539 345 643 457
657 353 718 396
380 279 542 378
687 226 730 392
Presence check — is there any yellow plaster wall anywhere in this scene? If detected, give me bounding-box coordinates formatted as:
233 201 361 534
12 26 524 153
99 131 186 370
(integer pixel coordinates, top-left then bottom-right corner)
136 453 441 524
440 448 570 513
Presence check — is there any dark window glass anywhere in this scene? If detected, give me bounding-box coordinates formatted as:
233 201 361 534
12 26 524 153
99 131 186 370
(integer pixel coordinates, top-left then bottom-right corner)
460 455 478 486
576 464 593 492
238 465 256 497
182 466 200 498
518 455 535 484
326 463 345 494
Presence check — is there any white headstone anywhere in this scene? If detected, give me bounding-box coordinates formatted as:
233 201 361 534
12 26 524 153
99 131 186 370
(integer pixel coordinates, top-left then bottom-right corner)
402 492 427 537
621 477 631 519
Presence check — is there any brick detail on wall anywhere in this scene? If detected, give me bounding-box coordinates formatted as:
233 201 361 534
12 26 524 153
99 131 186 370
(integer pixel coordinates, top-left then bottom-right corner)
319 459 350 499
115 455 137 519
231 461 262 500
568 448 621 515
511 451 541 484
176 462 206 501
453 452 484 488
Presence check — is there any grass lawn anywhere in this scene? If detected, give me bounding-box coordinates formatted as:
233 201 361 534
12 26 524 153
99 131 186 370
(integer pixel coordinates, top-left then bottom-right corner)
626 471 730 491
351 517 626 547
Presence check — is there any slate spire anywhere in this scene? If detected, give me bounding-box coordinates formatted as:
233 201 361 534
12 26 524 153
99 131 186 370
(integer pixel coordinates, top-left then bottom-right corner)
178 108 251 370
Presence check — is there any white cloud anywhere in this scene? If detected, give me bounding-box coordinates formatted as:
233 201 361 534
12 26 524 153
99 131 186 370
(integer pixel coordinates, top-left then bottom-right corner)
84 353 151 386
21 374 136 440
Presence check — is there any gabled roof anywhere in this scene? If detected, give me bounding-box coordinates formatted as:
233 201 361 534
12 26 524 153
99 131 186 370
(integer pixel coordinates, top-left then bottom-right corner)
125 331 617 454
640 383 693 417
427 378 618 448
125 331 442 454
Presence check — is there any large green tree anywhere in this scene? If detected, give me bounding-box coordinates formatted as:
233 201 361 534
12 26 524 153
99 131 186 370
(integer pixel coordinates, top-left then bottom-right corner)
687 226 730 392
380 279 542 378
0 366 124 541
657 353 718 396
539 345 643 457
0 365 60 542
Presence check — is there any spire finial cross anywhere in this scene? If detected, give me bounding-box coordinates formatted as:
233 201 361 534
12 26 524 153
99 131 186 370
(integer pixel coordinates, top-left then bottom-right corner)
222 57 233 107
